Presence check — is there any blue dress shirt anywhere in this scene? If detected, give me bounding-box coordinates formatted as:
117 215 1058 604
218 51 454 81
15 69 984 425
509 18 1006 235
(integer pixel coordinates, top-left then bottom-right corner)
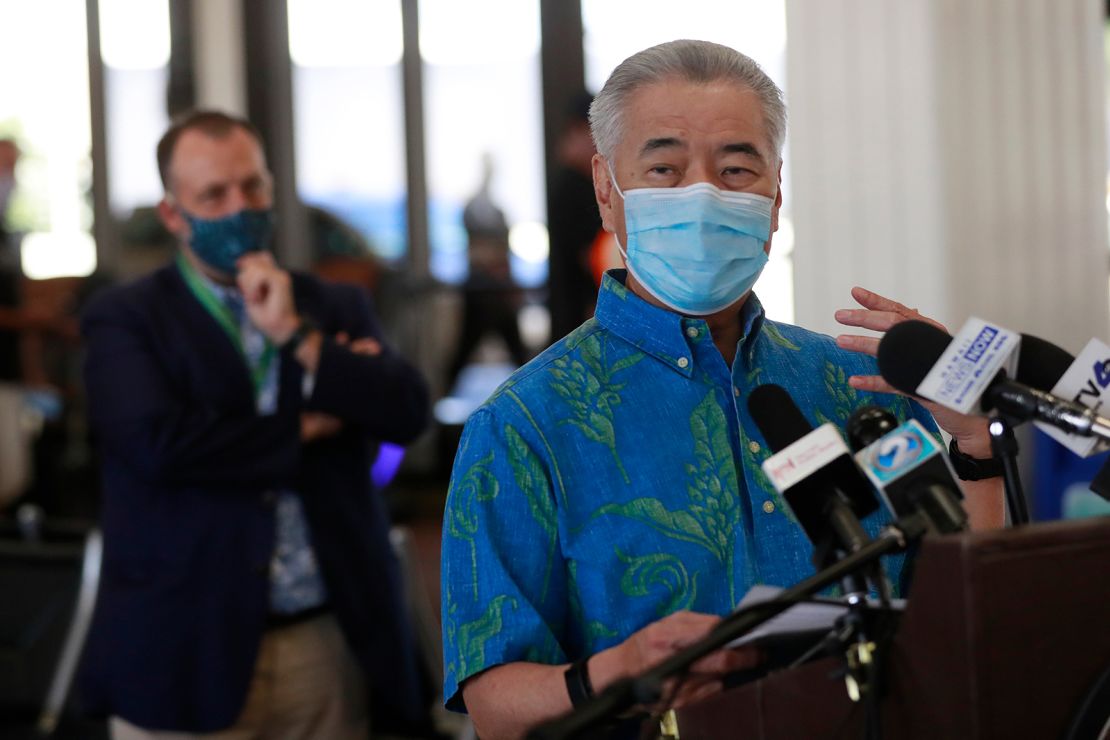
211 282 327 615
440 270 937 710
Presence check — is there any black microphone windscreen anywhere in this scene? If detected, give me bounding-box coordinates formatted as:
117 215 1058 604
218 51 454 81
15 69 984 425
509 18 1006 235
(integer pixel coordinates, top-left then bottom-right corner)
1016 334 1074 392
878 320 1075 397
1090 456 1110 502
747 383 813 452
846 406 900 452
876 320 952 396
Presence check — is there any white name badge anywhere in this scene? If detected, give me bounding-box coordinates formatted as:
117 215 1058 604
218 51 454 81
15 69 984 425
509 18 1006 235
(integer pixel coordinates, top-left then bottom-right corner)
915 317 1020 414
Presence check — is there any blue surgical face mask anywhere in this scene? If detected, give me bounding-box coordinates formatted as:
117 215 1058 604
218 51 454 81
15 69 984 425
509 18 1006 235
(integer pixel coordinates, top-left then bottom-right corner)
609 163 774 316
180 207 275 275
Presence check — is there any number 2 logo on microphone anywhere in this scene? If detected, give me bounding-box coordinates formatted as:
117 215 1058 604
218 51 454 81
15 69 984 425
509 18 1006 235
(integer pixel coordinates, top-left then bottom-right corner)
872 428 926 476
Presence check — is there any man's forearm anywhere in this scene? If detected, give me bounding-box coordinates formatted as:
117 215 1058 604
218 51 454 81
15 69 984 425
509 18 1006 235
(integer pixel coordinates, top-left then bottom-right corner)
463 662 575 740
463 639 649 739
291 326 322 374
963 477 1006 529
307 339 430 443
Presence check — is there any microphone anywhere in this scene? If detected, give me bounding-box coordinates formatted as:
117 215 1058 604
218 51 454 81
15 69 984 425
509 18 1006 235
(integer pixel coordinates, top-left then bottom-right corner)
747 384 878 568
1009 333 1110 500
1034 336 1110 501
847 406 968 535
877 321 1110 444
1015 334 1075 393
1025 336 1110 458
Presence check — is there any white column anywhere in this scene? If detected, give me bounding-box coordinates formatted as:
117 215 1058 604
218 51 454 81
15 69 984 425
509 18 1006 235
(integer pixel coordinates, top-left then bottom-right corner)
191 0 248 114
786 0 1109 354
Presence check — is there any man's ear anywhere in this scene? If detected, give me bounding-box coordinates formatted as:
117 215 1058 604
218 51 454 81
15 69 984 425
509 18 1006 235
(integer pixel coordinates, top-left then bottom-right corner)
157 197 187 239
771 163 783 233
592 153 618 234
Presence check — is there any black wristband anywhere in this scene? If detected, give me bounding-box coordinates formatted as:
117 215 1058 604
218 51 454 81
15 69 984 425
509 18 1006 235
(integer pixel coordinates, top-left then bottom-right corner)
564 657 595 708
279 317 317 353
948 438 1005 481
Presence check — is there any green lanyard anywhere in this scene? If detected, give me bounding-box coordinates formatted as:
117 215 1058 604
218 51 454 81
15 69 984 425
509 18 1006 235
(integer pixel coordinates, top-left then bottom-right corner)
176 254 276 395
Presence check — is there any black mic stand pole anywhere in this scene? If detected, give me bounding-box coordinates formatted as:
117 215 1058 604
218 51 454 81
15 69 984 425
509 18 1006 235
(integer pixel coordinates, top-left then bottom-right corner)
526 515 929 740
823 496 893 606
987 415 1030 525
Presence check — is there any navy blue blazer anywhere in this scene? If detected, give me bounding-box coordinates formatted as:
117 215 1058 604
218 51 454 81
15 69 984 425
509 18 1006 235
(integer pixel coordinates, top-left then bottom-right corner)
79 262 431 732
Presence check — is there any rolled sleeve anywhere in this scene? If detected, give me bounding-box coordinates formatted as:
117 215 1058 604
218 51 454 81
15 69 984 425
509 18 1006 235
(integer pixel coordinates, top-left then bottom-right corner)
440 408 568 712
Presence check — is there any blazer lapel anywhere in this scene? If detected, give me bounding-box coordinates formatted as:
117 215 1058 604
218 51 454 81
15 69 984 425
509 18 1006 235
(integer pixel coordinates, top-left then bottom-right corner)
165 264 257 407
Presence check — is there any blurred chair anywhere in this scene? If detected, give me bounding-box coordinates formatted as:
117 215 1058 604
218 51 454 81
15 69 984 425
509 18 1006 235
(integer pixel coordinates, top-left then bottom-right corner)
390 527 445 694
0 510 102 738
0 384 36 508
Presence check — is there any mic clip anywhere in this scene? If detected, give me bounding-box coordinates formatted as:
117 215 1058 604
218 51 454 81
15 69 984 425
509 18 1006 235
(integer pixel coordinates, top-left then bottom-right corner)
844 637 878 703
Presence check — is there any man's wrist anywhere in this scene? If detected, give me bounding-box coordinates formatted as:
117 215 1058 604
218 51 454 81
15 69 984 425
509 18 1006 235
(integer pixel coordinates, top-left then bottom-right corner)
948 437 1004 481
951 433 992 460
584 644 629 698
267 314 301 346
277 316 318 352
564 657 595 708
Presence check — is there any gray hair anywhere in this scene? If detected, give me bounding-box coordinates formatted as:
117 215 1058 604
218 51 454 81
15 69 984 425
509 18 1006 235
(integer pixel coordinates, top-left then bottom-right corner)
589 39 786 165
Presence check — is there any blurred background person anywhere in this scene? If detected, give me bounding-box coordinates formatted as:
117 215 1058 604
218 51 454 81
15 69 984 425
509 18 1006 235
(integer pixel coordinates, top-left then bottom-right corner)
445 153 528 391
546 91 604 342
0 136 29 508
0 136 85 516
0 137 27 383
79 110 433 739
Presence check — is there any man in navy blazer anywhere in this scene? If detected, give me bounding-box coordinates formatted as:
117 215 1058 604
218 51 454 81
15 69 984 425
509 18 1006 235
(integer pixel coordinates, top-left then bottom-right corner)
80 110 431 738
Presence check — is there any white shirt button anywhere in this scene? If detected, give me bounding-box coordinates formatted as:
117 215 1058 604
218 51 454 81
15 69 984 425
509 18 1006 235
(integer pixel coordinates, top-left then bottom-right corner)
733 386 740 397
677 357 689 369
685 326 699 338
748 441 761 454
762 500 776 514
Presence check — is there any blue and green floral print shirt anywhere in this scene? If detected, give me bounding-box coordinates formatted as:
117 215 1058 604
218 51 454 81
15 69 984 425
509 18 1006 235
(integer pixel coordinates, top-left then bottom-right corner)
440 270 936 711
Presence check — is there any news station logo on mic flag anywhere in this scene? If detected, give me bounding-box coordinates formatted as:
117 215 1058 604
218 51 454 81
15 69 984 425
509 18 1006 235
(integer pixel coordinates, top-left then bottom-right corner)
760 424 850 493
915 317 1020 414
1039 337 1110 457
856 420 943 488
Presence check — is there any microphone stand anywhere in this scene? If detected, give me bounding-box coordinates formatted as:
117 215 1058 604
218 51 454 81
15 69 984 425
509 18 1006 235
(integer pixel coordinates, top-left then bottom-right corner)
987 414 1030 525
527 515 928 740
818 495 894 606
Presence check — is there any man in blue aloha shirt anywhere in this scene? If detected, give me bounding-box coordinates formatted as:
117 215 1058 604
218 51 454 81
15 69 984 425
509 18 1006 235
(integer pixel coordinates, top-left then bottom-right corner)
441 40 1004 739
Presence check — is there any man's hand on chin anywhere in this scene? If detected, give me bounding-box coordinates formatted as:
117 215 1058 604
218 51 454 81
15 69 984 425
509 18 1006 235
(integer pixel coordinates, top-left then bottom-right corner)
237 252 299 344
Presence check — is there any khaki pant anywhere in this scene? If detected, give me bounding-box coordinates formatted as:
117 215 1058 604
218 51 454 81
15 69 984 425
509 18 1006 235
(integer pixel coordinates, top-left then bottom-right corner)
111 614 368 740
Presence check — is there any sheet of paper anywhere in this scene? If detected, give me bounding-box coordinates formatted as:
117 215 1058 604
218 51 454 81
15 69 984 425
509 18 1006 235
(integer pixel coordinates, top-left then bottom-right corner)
726 584 905 648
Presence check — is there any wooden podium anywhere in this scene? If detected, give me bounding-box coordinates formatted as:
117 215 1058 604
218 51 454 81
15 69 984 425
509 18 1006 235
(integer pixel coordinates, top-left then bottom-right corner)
668 517 1110 739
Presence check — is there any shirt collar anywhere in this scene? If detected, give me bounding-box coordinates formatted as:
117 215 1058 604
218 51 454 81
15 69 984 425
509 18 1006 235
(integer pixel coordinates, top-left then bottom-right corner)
737 290 767 365
195 267 241 308
594 269 767 373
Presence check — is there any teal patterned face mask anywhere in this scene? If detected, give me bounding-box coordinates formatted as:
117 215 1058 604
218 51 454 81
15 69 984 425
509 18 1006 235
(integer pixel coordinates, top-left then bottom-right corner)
609 163 773 316
181 207 274 274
